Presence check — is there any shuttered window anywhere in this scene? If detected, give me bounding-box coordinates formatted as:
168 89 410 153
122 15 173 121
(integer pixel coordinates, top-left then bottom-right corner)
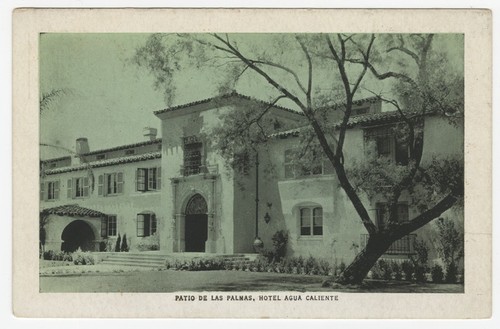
136 167 161 192
137 213 157 237
68 177 89 199
376 202 409 229
98 172 124 196
46 181 60 200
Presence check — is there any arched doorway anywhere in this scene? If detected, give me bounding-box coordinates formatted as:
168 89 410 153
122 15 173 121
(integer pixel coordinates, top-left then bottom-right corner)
61 220 96 252
184 194 208 252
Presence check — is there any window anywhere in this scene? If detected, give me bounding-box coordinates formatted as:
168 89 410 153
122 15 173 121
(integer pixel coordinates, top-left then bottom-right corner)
136 167 161 192
67 177 89 199
300 206 323 237
284 149 326 179
376 202 409 229
96 154 106 160
125 149 135 155
137 212 157 237
183 141 202 176
98 172 124 196
107 215 117 236
365 126 409 165
100 215 117 237
75 177 85 197
40 181 60 201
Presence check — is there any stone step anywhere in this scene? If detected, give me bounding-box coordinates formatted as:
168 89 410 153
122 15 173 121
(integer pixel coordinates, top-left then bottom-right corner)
101 260 164 268
104 257 165 264
103 253 166 260
101 253 258 268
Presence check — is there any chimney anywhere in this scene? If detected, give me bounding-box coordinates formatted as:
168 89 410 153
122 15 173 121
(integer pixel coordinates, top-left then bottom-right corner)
76 137 90 155
75 138 90 165
143 127 158 141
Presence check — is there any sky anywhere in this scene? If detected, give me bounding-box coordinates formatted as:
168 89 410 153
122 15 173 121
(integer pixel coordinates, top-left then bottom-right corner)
39 33 463 159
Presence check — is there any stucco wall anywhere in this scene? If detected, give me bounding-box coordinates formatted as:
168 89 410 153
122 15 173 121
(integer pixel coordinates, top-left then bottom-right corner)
258 114 464 263
159 104 236 253
40 158 163 252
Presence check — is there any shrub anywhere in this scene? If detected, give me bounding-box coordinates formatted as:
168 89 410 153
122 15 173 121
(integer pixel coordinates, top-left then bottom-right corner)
445 262 458 283
43 250 55 260
392 262 402 281
304 256 318 275
121 234 129 252
410 239 430 282
434 218 463 284
401 260 415 281
380 260 393 280
339 261 346 274
414 265 427 282
62 253 73 262
115 234 121 252
318 259 331 276
137 233 160 251
431 264 444 283
271 230 289 262
72 248 95 265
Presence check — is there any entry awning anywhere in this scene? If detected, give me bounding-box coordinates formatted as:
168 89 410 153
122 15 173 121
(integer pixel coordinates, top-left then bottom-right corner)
41 204 106 218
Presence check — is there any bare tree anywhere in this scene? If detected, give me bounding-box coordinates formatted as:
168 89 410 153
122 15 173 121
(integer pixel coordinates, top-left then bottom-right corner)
133 33 463 284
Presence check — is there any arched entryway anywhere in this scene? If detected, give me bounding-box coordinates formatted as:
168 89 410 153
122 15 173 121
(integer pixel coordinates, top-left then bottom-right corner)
184 194 208 252
61 220 96 252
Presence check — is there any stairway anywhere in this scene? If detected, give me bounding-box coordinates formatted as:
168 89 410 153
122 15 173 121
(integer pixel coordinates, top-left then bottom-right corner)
101 252 259 268
101 253 166 268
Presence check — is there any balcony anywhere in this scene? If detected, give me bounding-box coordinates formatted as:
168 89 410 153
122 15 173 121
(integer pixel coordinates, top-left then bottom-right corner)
360 234 416 255
179 164 219 177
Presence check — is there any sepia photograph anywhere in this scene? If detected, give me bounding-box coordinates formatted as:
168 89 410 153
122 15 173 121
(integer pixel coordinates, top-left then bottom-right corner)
11 8 491 319
38 32 465 294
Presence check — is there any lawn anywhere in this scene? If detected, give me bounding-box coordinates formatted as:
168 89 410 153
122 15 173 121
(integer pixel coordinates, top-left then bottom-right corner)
39 269 464 293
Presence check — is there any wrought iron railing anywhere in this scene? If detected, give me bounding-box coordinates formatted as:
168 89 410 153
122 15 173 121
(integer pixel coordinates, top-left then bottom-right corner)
360 234 417 255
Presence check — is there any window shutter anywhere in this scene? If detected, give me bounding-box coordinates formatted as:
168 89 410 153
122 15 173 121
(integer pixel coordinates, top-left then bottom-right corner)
83 177 89 197
67 179 73 199
117 172 124 194
40 182 45 201
137 214 145 237
144 214 151 236
156 167 161 190
136 169 146 191
151 213 157 234
98 175 104 196
54 181 60 200
101 217 108 238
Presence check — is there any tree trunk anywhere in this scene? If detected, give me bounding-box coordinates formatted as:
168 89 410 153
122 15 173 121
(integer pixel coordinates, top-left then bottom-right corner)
335 234 394 285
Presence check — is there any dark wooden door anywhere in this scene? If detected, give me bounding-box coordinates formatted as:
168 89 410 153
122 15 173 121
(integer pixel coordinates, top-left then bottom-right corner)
185 214 208 252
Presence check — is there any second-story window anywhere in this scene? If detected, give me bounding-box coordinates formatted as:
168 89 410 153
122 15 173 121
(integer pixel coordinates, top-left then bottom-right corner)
365 126 409 165
40 181 60 201
98 172 124 196
376 202 409 229
67 177 89 199
136 167 161 192
184 141 202 176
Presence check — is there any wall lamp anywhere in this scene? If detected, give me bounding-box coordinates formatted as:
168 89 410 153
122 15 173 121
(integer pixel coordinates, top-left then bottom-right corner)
264 212 271 224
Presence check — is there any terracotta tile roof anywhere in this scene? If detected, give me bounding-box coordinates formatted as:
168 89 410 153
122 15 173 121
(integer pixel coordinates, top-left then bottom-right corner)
44 151 161 175
42 156 72 163
154 91 304 116
41 204 106 217
270 110 432 138
82 138 162 156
